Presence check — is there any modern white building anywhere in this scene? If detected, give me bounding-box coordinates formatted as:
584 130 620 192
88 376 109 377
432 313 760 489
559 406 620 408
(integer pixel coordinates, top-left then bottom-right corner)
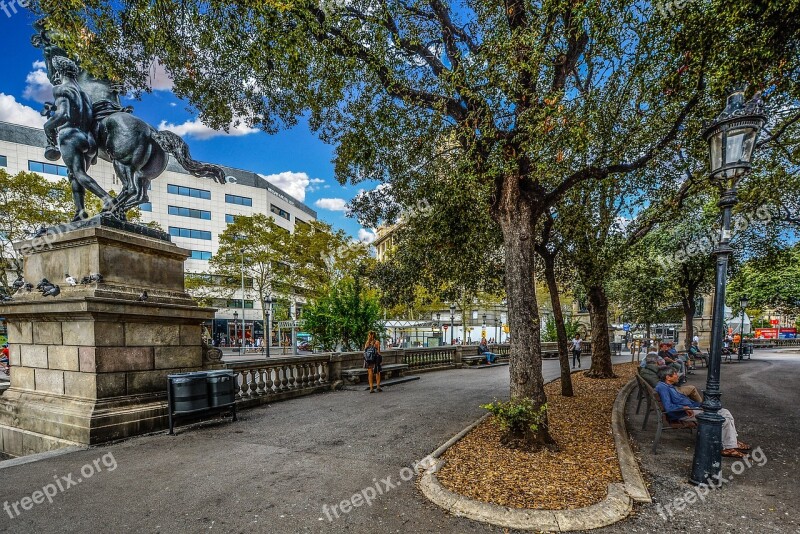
0 120 317 344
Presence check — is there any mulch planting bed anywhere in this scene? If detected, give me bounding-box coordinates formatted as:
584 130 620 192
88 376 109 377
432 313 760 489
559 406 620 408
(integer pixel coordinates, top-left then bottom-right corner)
437 362 637 510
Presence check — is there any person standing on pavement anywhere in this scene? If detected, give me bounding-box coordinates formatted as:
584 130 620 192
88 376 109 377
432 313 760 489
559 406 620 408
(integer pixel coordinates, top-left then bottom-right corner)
570 333 582 369
364 331 383 393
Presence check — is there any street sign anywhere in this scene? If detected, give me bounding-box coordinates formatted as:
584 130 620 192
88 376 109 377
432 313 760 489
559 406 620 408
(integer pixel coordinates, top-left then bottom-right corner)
770 319 779 325
623 323 631 332
277 320 304 329
443 325 449 331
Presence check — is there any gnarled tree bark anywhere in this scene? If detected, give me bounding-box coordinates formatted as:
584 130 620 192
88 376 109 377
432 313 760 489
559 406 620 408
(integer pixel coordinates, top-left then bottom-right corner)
585 284 616 378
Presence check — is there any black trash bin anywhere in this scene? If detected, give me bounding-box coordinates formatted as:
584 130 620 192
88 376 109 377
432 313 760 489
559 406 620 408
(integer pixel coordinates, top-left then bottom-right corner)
206 370 236 407
168 372 209 413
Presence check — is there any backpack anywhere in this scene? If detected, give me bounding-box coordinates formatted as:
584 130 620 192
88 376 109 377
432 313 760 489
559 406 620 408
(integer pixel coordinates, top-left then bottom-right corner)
364 346 377 363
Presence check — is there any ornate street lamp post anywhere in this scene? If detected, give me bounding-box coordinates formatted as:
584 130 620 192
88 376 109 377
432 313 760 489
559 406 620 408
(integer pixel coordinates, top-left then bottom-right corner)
449 304 455 345
233 311 239 348
739 295 749 356
690 87 766 486
263 294 274 358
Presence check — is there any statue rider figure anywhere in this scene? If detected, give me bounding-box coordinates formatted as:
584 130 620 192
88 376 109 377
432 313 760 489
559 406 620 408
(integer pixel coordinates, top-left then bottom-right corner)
43 56 116 221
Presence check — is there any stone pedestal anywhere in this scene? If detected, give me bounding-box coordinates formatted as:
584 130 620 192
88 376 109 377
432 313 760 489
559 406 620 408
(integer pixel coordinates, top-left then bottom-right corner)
0 222 214 456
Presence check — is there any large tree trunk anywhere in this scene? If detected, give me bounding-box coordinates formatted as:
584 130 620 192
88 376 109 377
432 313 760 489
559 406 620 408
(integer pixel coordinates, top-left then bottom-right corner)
585 284 616 378
495 178 556 450
542 254 574 397
682 293 697 351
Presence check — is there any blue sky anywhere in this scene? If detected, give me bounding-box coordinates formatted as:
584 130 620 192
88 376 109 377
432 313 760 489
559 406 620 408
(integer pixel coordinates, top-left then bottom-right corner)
0 9 377 244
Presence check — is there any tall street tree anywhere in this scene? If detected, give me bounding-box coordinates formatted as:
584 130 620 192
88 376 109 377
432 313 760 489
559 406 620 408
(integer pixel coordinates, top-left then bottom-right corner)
39 0 800 448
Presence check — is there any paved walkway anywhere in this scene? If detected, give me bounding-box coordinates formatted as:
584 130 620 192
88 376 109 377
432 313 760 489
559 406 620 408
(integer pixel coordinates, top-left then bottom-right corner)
0 355 629 533
2 351 795 533
594 348 800 534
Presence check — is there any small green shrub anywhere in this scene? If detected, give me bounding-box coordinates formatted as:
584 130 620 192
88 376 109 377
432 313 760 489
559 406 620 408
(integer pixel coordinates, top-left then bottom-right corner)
480 399 547 434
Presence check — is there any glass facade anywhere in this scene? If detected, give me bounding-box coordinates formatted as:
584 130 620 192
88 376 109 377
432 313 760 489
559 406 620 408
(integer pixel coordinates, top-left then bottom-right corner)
167 184 211 199
189 250 212 260
139 203 152 211
225 194 253 206
29 160 68 176
270 204 291 220
169 205 212 220
169 227 212 240
0 155 7 167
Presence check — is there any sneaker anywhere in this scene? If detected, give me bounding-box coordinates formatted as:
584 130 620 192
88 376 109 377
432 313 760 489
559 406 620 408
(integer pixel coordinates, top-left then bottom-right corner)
377 387 383 392
369 389 374 393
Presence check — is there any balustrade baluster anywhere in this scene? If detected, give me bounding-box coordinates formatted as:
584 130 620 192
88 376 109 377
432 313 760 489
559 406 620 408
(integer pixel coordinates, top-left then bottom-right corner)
249 369 258 397
281 365 290 390
254 368 264 395
289 365 298 389
239 370 249 398
314 362 322 384
303 363 311 387
296 364 305 388
264 367 274 394
319 361 328 383
234 372 242 400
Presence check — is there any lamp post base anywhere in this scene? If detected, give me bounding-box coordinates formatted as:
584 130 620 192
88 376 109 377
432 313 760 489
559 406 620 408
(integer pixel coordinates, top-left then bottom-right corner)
690 410 725 486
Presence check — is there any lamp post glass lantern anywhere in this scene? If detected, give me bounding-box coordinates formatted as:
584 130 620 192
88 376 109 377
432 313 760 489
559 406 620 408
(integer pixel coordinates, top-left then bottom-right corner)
690 87 766 486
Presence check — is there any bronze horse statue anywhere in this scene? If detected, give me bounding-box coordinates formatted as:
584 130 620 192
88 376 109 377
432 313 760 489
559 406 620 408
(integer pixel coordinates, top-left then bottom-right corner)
32 21 226 220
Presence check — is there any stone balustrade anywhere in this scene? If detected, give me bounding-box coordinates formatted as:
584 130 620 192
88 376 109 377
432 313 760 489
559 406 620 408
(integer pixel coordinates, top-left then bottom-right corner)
226 354 331 408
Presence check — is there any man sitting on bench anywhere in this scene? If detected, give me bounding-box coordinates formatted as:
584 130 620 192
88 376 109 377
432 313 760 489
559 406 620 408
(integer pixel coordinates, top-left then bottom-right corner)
655 367 751 458
478 338 497 364
639 353 702 402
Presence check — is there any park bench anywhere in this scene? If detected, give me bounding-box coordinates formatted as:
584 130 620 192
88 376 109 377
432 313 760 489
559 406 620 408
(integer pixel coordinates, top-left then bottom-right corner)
463 354 487 365
635 374 697 453
341 363 409 384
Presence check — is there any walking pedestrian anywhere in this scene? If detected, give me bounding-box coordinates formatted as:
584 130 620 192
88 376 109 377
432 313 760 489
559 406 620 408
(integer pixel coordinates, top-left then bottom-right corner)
570 333 583 369
364 331 383 393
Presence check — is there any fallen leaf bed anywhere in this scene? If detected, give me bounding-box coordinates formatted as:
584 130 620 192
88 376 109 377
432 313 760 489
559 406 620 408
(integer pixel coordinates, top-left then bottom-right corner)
436 363 637 510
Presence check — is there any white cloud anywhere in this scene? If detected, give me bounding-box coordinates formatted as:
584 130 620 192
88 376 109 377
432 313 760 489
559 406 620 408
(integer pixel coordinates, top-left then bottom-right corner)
315 198 348 212
358 228 377 244
23 62 53 104
258 171 325 202
158 118 258 140
0 93 46 128
145 59 175 91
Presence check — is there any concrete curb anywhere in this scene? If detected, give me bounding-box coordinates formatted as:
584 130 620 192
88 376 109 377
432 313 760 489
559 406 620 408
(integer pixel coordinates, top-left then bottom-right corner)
419 372 644 532
612 378 652 503
0 446 87 470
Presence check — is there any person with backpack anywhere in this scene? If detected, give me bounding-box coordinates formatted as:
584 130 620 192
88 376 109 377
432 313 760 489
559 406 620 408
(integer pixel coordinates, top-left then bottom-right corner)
569 333 583 369
364 331 383 393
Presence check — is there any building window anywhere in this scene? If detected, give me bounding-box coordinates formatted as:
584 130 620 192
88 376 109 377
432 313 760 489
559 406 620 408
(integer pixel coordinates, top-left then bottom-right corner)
225 214 237 224
226 299 255 309
0 155 7 167
169 205 211 220
271 204 291 220
189 250 212 260
169 227 212 240
139 203 152 212
167 184 211 200
225 194 252 207
29 160 69 177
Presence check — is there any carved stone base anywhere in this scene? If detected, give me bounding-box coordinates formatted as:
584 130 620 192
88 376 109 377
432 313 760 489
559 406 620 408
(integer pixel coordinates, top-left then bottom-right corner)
0 226 214 456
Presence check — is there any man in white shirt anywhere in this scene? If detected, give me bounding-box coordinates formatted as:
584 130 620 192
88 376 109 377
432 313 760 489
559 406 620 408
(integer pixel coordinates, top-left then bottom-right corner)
569 334 583 369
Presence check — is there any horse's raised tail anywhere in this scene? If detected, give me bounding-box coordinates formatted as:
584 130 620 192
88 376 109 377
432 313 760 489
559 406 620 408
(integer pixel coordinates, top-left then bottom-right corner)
151 129 227 184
